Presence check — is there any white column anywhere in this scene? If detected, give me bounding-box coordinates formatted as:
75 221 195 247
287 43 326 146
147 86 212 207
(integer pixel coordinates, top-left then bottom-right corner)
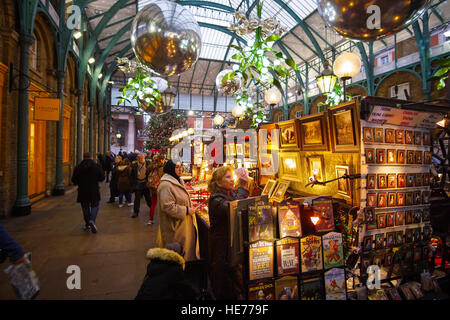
127 115 135 153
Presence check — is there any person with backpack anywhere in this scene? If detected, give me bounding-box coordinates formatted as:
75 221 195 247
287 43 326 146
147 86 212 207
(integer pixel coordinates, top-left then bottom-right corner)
130 154 152 219
147 155 164 225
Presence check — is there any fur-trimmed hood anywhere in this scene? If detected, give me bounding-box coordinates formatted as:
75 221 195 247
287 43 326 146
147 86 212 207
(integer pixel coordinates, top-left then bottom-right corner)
146 248 185 270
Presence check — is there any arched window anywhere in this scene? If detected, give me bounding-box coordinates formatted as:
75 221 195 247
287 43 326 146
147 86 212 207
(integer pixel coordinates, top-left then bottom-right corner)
30 33 38 71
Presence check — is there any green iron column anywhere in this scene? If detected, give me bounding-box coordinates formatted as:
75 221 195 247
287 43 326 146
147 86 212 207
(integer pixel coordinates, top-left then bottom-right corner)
97 103 102 154
53 70 66 195
13 33 34 216
103 101 108 153
89 100 94 154
76 90 83 164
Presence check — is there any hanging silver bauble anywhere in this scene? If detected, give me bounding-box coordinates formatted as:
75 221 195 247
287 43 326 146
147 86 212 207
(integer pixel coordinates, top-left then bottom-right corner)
316 0 431 41
216 69 243 96
131 0 202 76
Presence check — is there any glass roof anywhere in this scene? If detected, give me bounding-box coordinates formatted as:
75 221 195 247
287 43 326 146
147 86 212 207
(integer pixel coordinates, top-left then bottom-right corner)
137 0 317 61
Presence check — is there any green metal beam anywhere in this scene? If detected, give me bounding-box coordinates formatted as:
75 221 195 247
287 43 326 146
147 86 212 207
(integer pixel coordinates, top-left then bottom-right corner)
277 41 305 88
198 22 247 45
199 60 212 94
178 1 234 12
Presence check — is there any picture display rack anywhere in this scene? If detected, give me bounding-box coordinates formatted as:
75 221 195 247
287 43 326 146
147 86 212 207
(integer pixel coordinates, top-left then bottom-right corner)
359 120 433 281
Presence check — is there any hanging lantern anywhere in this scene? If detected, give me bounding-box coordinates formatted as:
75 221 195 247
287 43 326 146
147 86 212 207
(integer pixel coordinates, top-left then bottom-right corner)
232 103 246 118
316 61 338 95
264 87 282 106
213 114 225 126
333 52 362 81
131 0 202 76
216 69 243 95
139 87 176 115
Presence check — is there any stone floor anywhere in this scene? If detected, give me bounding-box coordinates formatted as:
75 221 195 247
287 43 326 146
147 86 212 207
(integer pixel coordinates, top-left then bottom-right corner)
0 181 157 300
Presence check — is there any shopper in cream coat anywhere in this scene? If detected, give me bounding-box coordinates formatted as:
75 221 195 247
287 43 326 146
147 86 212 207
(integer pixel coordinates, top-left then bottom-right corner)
156 160 199 262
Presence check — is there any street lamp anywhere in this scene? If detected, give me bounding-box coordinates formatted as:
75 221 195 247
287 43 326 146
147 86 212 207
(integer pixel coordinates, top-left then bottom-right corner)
116 132 122 152
333 52 361 102
316 60 338 95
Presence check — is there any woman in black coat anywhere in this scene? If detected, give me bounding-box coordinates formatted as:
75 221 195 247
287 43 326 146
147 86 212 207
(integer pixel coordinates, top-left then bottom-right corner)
207 166 249 300
135 243 197 300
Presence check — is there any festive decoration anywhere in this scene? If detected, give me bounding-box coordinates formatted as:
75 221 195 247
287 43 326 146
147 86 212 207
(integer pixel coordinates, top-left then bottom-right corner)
216 69 243 95
144 110 187 150
116 57 162 113
317 83 352 111
430 57 450 90
317 0 431 41
131 0 202 76
225 0 298 127
228 10 285 37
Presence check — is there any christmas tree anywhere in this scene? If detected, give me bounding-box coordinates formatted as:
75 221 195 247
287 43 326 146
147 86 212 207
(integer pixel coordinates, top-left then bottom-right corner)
144 110 187 150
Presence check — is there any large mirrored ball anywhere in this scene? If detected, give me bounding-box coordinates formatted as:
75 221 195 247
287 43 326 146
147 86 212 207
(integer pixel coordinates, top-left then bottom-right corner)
138 99 172 115
131 0 202 76
316 0 431 41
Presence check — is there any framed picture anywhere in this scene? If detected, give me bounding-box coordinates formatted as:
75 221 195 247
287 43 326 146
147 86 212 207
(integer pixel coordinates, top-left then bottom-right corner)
413 191 422 205
397 174 406 188
405 210 413 224
407 150 415 164
236 144 244 156
405 229 414 243
261 179 277 198
259 153 276 176
423 173 430 186
378 193 387 207
367 193 376 207
367 174 376 189
422 191 430 204
405 193 413 206
385 129 395 144
395 211 404 226
307 155 325 182
328 101 359 152
271 180 291 203
374 128 384 143
366 148 375 164
386 212 395 227
363 236 373 251
259 123 278 150
375 233 384 249
387 149 396 164
397 150 405 164
415 173 423 187
298 113 329 151
396 231 404 246
385 252 394 267
414 131 422 145
405 131 414 144
377 213 386 228
363 127 374 143
423 226 432 241
387 174 396 189
406 174 415 187
412 210 422 224
424 151 432 164
387 192 396 207
422 208 431 222
377 174 387 189
415 151 423 164
397 192 405 206
279 152 301 182
365 208 376 230
376 149 386 164
386 232 396 247
396 130 404 144
423 132 431 146
413 228 421 243
278 119 300 149
336 166 351 197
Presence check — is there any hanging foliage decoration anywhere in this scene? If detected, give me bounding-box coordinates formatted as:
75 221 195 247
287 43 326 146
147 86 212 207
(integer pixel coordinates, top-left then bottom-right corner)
225 0 298 127
143 110 187 150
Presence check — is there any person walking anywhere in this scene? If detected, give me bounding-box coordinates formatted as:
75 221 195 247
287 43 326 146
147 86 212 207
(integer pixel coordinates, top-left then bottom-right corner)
116 158 133 208
107 155 122 203
156 160 200 262
71 152 105 233
131 154 152 218
103 151 114 183
0 224 25 265
207 166 249 299
147 155 164 225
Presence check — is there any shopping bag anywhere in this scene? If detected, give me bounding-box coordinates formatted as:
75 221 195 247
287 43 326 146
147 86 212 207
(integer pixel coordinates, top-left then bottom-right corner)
3 252 40 300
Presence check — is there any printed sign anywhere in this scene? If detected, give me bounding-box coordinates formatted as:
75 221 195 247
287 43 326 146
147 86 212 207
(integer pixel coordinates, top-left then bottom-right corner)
368 106 442 128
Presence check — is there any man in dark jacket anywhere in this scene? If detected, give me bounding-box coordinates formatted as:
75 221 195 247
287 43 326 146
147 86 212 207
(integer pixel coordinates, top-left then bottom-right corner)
107 155 121 203
72 152 105 233
103 151 114 183
130 154 152 218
